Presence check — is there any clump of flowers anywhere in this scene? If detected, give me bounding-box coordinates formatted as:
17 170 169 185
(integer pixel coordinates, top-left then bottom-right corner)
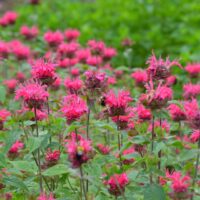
190 130 200 143
104 173 129 197
37 192 55 200
64 77 83 94
20 25 39 40
131 70 148 87
3 79 18 93
0 11 18 27
15 79 49 109
168 103 186 122
45 149 60 167
96 144 111 155
44 31 64 47
183 83 200 99
0 40 10 58
64 28 80 42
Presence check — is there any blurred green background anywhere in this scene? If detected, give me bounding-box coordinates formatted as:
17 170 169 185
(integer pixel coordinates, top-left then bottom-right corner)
1 0 200 67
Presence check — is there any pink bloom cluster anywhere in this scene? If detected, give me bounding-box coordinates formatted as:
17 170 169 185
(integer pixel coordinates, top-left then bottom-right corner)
104 173 129 196
64 77 83 94
185 63 200 78
64 29 80 42
44 31 64 47
183 83 200 99
37 193 55 200
168 103 186 122
131 70 148 87
61 94 87 124
20 25 39 40
15 80 49 109
65 136 93 168
45 149 60 166
0 11 18 27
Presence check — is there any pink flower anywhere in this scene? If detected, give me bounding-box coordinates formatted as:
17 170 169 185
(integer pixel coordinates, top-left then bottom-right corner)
190 130 200 143
0 11 18 26
96 144 110 155
131 70 148 87
112 115 131 130
168 171 191 194
58 58 78 68
61 94 87 124
64 29 80 42
31 59 57 85
64 78 83 94
137 104 151 120
0 109 11 122
84 70 106 92
8 140 24 156
148 120 170 133
3 79 18 93
20 25 39 40
105 90 132 116
76 48 91 64
168 103 186 122
51 75 62 90
104 173 129 196
10 40 30 60
45 149 60 166
183 83 200 99
107 77 116 85
86 56 102 67
0 41 10 58
140 82 173 109
58 42 79 58
166 75 177 87
16 72 26 82
185 63 200 78
44 31 64 47
70 68 80 77
122 146 135 165
87 40 105 55
102 47 117 61
15 79 49 109
37 193 55 200
65 137 93 168
32 108 48 121
146 52 182 80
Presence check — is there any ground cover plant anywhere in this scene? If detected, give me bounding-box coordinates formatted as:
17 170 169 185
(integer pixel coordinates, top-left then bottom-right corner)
0 0 200 200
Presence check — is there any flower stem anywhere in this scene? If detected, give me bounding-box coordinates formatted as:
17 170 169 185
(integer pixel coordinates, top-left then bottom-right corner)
80 166 87 200
34 106 43 192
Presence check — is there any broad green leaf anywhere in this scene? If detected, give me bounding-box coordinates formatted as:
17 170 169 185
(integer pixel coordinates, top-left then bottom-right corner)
43 164 69 176
144 184 166 200
10 161 37 174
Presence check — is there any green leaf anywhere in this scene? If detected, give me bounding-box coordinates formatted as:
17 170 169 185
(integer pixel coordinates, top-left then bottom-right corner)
144 184 166 200
10 161 37 174
43 164 69 176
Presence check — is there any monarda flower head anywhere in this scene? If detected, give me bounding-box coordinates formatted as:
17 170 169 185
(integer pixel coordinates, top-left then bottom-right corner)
20 25 39 40
76 48 91 64
31 59 57 86
0 11 18 27
8 140 24 159
0 109 11 130
86 56 102 67
96 144 111 155
137 104 152 120
44 31 64 47
58 58 78 68
102 47 117 62
183 83 200 99
10 40 30 60
64 29 80 42
0 41 10 58
184 99 200 129
15 79 49 109
140 82 173 109
121 146 135 165
131 70 148 87
64 77 83 94
112 115 132 130
104 173 129 197
167 171 191 198
105 90 132 116
190 130 200 143
45 149 60 167
84 70 107 92
168 103 186 122
65 137 93 168
3 79 18 93
185 63 200 78
61 94 87 124
58 42 79 58
146 52 182 81
87 40 105 55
